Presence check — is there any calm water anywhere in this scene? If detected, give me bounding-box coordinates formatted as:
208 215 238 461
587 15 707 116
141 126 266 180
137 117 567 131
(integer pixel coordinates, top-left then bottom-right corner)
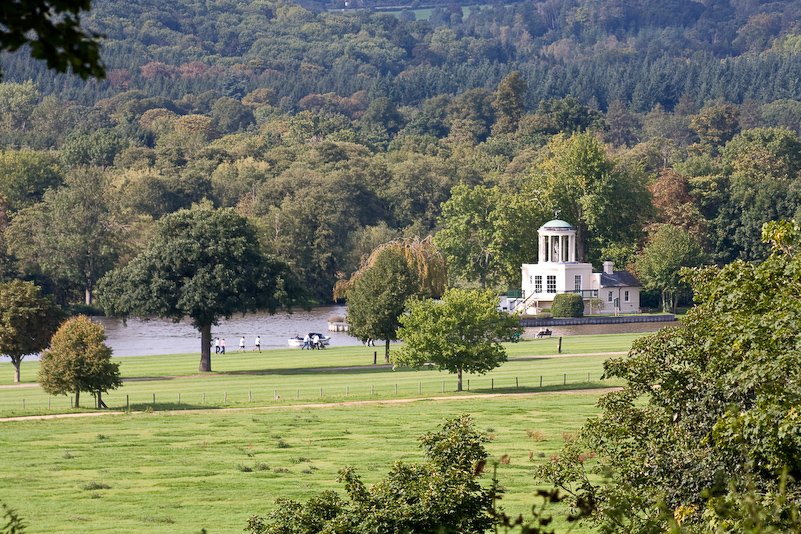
0 309 678 361
0 306 351 361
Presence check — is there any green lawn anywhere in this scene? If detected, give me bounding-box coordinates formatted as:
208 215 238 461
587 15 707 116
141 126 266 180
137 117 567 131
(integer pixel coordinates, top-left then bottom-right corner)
0 332 647 533
0 334 640 417
0 394 603 534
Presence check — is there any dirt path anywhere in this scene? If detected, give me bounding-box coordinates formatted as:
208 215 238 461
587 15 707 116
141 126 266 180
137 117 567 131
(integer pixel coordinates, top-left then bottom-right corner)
0 387 620 423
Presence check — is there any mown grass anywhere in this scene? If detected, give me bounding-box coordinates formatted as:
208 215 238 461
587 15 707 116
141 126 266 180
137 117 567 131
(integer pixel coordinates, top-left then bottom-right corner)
0 394 604 534
0 332 648 533
0 334 641 417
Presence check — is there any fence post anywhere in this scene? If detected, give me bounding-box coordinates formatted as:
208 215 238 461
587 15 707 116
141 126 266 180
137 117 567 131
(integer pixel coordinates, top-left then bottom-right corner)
419 382 421 393
346 386 349 395
203 392 205 404
558 337 562 354
373 352 377 364
126 395 129 409
587 372 590 382
467 379 470 391
371 385 374 395
540 376 542 388
153 394 156 408
563 374 566 385
395 384 397 394
442 381 444 393
516 377 519 388
491 378 494 390
249 391 252 402
224 392 227 403
178 393 181 405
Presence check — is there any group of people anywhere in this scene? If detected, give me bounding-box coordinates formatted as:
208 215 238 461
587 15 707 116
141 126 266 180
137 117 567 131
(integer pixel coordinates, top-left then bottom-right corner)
300 333 324 350
214 336 261 354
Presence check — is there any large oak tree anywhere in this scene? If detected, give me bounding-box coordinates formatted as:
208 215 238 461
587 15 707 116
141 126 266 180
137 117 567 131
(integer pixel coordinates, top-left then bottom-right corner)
98 204 306 372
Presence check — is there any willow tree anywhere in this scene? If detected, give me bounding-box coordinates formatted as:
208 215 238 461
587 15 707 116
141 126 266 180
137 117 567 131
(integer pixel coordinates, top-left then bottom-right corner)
334 236 446 301
334 236 447 362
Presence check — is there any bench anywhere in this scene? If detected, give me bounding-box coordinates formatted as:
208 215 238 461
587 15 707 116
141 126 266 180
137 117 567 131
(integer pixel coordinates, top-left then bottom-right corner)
536 328 552 338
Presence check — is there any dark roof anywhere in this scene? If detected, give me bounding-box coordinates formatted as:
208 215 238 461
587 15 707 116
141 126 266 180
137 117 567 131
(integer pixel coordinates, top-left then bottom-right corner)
600 271 641 288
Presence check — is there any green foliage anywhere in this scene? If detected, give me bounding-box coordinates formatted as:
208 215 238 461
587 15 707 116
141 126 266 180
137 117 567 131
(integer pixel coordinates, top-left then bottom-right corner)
435 182 544 289
345 247 421 361
395 288 521 391
0 0 104 80
6 167 129 304
98 204 306 372
550 293 583 318
245 415 494 534
0 280 65 382
635 224 706 312
38 315 121 408
0 149 62 212
535 219 801 533
529 132 651 264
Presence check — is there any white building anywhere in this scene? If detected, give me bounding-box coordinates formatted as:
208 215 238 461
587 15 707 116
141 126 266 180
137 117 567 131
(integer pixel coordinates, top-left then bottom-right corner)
515 219 641 315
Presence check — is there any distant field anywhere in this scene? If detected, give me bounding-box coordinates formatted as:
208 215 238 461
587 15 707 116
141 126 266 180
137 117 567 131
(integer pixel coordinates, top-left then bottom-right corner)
379 4 488 20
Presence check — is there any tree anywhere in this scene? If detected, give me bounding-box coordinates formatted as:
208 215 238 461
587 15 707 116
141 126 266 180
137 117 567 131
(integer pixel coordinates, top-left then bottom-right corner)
634 224 706 312
434 183 545 289
38 315 120 408
535 219 801 533
492 71 527 135
6 167 129 304
394 289 520 391
527 132 651 264
0 149 62 212
0 280 65 383
0 0 105 80
335 237 446 362
246 415 494 534
98 205 306 373
343 248 421 362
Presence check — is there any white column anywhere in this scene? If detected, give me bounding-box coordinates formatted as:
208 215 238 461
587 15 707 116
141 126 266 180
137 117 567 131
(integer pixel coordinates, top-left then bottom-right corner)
569 235 575 262
539 234 545 263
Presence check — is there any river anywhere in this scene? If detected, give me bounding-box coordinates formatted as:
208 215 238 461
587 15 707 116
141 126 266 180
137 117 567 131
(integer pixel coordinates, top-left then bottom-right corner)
0 308 678 361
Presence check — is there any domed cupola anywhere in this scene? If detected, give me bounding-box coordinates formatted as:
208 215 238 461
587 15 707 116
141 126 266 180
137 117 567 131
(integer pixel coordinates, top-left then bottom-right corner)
538 219 576 263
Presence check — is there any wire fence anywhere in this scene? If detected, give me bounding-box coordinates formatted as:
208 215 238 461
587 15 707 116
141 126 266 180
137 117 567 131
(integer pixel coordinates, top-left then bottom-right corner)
3 372 608 414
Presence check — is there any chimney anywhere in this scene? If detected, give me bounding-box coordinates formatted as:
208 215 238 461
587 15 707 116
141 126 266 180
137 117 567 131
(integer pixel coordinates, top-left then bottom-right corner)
603 260 614 274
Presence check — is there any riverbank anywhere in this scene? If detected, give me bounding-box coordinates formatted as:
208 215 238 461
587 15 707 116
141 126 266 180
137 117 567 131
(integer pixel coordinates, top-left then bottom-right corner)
520 313 676 327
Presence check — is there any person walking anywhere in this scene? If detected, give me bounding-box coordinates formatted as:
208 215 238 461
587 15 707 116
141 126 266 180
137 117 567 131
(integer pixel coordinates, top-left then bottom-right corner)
220 338 226 354
302 333 310 350
237 336 246 352
312 333 320 350
253 336 261 352
215 337 221 354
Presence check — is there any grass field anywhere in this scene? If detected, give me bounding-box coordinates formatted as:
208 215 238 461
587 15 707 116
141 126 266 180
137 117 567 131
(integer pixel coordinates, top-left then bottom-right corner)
0 332 648 533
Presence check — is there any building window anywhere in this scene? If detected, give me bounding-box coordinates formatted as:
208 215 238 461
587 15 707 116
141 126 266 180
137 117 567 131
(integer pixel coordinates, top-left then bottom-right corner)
574 275 582 292
547 275 556 293
608 291 613 303
624 290 630 302
534 275 542 293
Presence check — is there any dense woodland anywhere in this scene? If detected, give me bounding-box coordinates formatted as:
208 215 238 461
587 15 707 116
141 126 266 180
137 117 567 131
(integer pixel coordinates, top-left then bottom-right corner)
2 0 801 305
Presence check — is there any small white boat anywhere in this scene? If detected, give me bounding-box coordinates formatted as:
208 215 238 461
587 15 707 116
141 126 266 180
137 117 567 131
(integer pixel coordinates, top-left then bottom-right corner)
288 333 331 347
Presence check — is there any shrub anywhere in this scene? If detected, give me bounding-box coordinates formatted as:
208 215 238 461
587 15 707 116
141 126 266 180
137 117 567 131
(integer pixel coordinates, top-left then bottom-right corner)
551 294 584 318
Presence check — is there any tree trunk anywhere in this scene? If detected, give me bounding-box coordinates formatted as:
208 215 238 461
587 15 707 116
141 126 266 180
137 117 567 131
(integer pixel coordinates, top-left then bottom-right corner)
575 225 588 263
199 323 212 372
75 390 80 408
12 358 20 383
97 391 102 409
457 367 463 391
384 339 390 363
85 287 92 305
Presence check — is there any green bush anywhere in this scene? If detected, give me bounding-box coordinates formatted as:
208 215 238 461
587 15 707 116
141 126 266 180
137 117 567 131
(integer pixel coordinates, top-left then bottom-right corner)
551 294 584 318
